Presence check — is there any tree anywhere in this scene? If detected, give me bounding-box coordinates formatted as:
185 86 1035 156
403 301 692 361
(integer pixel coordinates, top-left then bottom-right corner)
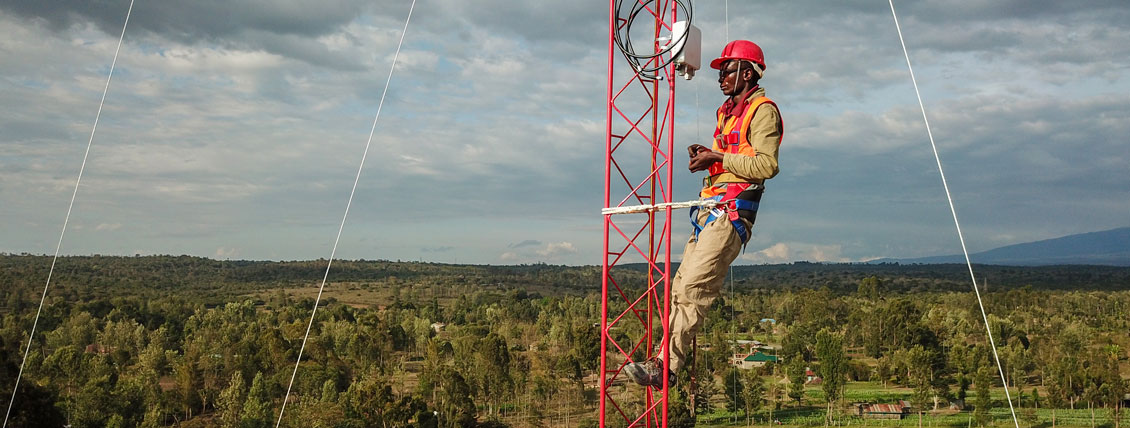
344 373 396 427
883 299 922 350
242 372 271 428
787 352 806 406
1108 377 1126 428
781 323 815 362
474 333 512 416
666 385 696 428
435 367 476 428
217 370 246 428
0 381 66 428
857 276 882 301
1004 342 1033 407
42 345 85 400
906 345 935 428
815 329 847 427
741 370 766 425
69 356 115 427
766 379 782 424
860 306 883 358
1046 363 1068 428
320 379 338 403
140 407 165 428
948 344 975 405
974 367 992 428
172 352 202 420
723 367 745 414
1085 380 1100 428
692 363 717 416
875 355 892 388
571 322 600 371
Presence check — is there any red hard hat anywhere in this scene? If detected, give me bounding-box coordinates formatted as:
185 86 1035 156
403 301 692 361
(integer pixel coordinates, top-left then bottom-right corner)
710 40 765 70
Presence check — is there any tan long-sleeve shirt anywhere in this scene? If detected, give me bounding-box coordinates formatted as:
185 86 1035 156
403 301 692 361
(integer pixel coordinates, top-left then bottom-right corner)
719 87 781 184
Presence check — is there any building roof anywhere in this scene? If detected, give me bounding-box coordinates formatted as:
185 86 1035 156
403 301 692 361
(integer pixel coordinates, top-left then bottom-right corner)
861 403 906 414
743 351 778 362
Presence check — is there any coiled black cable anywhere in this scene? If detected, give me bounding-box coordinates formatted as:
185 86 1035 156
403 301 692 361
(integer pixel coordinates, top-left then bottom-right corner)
613 0 694 79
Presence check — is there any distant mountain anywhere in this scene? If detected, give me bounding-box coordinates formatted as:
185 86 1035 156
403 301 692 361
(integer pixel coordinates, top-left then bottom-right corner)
873 227 1130 266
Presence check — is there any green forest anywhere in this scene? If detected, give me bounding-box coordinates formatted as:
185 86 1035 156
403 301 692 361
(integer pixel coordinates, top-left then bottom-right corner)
1 254 1127 427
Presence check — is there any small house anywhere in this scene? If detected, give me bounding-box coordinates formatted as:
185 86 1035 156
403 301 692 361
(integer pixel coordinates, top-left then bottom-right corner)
855 401 911 419
731 350 779 369
805 368 822 384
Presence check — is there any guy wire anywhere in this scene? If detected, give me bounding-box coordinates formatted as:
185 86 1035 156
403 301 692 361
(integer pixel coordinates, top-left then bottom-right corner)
3 1 136 426
887 2 1019 427
275 0 418 425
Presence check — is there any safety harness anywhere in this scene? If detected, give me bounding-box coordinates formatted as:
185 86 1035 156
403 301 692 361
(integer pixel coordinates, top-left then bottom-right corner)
690 90 781 244
689 192 760 243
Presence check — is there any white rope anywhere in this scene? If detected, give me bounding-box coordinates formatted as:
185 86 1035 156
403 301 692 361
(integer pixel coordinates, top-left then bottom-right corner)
274 0 417 425
2 1 135 426
886 2 1019 428
696 69 701 145
602 198 720 215
724 0 729 42
729 264 736 423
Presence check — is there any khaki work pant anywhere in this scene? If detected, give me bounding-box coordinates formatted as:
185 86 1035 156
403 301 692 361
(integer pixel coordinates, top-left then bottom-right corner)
667 209 748 372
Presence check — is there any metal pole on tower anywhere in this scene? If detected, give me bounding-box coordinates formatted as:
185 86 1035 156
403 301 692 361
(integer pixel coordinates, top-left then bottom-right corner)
600 0 681 426
597 0 615 425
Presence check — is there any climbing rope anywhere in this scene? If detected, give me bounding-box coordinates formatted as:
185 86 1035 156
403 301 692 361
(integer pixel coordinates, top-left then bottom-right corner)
2 1 136 426
274 0 418 425
729 265 737 423
724 0 729 43
886 2 1020 427
723 1 740 420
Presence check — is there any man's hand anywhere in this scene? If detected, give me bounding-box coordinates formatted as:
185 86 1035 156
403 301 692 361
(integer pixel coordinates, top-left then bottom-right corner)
688 149 723 172
687 144 711 158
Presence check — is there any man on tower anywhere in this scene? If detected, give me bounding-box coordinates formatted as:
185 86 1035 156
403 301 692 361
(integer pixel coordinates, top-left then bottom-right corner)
625 40 783 387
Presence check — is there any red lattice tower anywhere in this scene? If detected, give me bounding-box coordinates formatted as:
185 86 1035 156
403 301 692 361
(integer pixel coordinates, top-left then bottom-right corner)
599 1 682 426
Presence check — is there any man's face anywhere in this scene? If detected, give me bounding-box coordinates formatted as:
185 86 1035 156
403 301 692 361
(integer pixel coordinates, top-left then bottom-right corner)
718 60 743 96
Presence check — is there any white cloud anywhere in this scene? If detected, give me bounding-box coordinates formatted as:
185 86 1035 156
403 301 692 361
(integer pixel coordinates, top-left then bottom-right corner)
508 240 541 249
392 49 439 71
752 242 791 264
215 247 239 258
536 241 577 258
2 2 1128 264
497 241 578 263
741 242 849 264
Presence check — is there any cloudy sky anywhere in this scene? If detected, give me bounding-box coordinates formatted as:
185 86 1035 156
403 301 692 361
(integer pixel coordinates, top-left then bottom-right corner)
2 1 1127 265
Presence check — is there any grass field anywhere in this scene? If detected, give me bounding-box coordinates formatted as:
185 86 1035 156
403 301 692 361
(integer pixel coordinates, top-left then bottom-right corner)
685 381 1128 428
693 407 1125 428
487 380 1125 428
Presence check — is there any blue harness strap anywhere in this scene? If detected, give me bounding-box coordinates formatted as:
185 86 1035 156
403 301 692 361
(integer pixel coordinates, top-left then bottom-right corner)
689 196 756 244
732 199 759 211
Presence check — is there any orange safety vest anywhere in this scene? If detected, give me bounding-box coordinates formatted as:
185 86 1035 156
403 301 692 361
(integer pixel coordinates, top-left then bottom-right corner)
701 95 782 199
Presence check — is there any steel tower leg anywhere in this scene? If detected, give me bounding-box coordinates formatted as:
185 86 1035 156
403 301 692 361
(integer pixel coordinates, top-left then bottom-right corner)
600 1 678 426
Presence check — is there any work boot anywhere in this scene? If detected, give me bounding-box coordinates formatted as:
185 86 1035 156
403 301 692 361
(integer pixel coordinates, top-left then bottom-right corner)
623 360 676 388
